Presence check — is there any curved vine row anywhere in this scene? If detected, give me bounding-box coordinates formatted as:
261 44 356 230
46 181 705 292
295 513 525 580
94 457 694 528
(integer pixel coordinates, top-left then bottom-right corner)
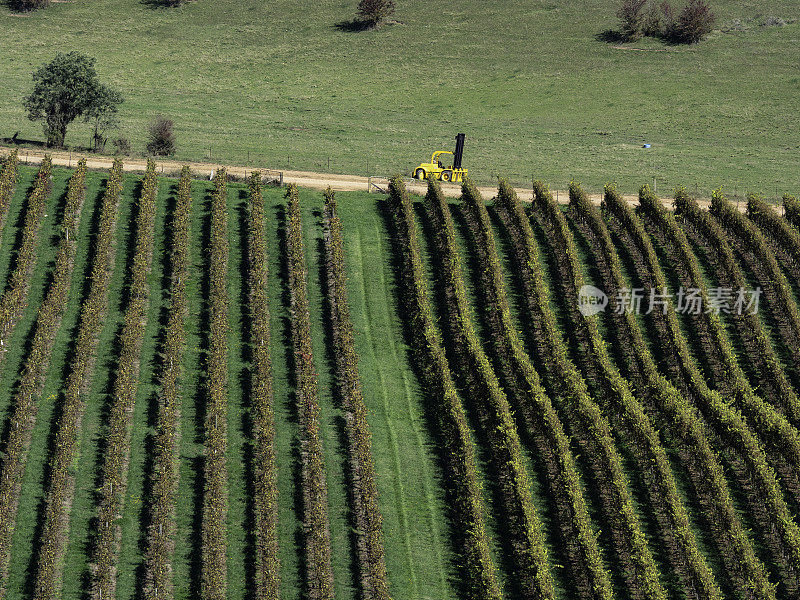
423 178 553 600
459 179 613 600
747 195 800 286
708 192 800 410
572 183 765 600
614 189 800 597
670 192 800 491
785 195 800 231
493 180 664 600
532 180 711 600
385 176 502 600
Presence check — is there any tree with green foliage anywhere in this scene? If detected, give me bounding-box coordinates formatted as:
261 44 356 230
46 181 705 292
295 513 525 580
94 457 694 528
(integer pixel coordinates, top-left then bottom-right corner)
25 52 123 148
357 0 395 28
85 84 123 152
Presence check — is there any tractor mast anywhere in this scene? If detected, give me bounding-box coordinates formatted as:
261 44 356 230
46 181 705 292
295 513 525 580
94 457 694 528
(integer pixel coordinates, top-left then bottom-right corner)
454 133 465 170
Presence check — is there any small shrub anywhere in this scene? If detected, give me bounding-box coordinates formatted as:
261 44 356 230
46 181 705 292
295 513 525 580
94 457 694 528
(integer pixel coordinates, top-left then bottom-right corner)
641 1 663 36
113 137 131 156
146 116 176 156
615 0 715 43
617 0 647 40
669 0 715 43
357 0 395 28
10 0 49 11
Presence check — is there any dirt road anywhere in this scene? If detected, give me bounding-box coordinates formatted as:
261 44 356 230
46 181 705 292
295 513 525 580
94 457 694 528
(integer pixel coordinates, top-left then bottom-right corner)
1 145 712 211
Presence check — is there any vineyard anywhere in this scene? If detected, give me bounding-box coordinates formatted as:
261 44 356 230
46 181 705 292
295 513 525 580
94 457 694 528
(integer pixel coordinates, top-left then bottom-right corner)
1 151 800 600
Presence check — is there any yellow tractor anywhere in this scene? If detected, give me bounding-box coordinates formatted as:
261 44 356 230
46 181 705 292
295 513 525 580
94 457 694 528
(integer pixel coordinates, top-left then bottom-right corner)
412 133 467 182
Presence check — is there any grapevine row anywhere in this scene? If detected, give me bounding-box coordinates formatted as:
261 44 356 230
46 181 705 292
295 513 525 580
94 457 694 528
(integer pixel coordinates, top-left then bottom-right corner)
612 188 800 597
201 169 230 600
385 176 502 600
246 173 280 600
322 188 390 600
533 180 703 600
747 194 800 297
286 184 335 600
687 192 800 423
423 178 554 600
0 155 53 361
670 192 800 491
785 195 800 231
458 179 613 600
32 159 124 600
0 149 18 234
0 159 86 595
493 180 664 600
143 166 192 600
708 192 800 408
572 183 761 600
90 160 158 599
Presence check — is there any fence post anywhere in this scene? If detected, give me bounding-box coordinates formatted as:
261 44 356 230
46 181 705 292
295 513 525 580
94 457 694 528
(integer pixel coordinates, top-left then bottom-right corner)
279 172 283 186
368 177 372 193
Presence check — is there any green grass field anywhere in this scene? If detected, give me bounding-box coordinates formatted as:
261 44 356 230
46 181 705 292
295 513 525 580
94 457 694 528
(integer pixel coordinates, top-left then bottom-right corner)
1 0 798 196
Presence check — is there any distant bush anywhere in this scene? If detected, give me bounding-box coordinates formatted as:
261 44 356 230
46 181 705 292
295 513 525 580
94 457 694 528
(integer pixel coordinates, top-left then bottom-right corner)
357 0 395 28
10 0 49 11
146 116 176 156
669 0 716 43
617 0 647 40
616 0 715 43
641 1 665 36
113 137 131 156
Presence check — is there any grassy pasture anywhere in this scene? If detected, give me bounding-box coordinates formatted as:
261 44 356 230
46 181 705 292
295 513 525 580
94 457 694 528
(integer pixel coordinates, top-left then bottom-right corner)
0 0 798 195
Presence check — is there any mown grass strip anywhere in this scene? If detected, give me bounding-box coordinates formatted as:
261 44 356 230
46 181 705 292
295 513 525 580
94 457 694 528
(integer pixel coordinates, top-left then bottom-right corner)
386 176 502 600
0 159 85 595
286 183 334 600
322 188 390 600
31 159 123 600
90 160 158 599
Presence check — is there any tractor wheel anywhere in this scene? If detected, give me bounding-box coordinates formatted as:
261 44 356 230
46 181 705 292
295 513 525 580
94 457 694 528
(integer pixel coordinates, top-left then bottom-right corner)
415 169 426 180
441 170 453 182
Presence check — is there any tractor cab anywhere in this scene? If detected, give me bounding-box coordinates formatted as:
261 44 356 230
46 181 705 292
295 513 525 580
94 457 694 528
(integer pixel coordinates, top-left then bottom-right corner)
413 134 467 182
